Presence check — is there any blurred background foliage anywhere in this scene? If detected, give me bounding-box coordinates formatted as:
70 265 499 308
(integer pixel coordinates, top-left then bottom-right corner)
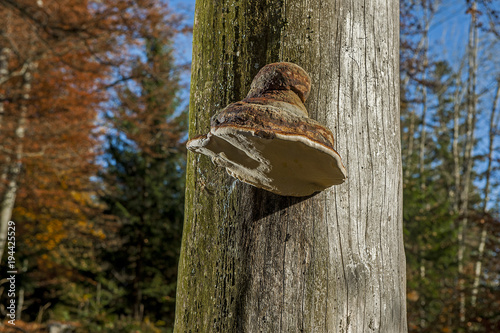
0 0 190 331
401 1 500 332
0 0 498 332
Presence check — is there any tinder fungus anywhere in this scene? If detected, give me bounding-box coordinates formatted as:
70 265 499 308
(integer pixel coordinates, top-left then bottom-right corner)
187 62 347 197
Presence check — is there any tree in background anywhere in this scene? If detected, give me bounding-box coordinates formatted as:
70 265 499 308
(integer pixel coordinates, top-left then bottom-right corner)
96 8 187 331
400 0 500 331
0 0 111 322
0 0 190 330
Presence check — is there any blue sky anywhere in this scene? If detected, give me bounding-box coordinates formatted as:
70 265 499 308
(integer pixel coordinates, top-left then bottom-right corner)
171 0 499 104
171 0 499 207
426 0 500 206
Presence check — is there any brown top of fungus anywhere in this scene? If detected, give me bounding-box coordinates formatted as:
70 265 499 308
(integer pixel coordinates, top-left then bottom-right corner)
246 62 312 103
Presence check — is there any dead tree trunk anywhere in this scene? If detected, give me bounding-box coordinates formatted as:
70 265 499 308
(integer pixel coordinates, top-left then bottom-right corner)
174 0 406 332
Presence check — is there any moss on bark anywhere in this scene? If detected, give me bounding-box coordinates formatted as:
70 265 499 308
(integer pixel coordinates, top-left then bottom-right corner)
175 0 406 332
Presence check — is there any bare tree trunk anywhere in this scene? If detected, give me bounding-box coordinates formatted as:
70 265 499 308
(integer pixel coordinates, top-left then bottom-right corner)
458 1 478 323
451 61 466 213
417 8 430 329
174 0 406 332
470 79 499 307
0 46 8 127
0 38 12 257
418 7 431 182
0 47 9 253
133 222 144 322
0 11 12 203
16 259 27 320
405 110 415 179
414 3 446 328
400 0 440 88
418 86 428 178
402 1 439 181
0 63 33 263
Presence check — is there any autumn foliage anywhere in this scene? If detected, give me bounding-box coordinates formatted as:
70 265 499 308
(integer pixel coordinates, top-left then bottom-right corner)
0 0 190 331
1 0 107 272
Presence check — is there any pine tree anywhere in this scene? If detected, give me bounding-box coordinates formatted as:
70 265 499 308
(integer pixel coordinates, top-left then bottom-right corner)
98 33 187 331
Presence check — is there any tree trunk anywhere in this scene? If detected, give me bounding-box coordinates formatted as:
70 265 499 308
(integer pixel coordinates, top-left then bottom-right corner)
0 46 9 262
133 221 145 321
417 10 430 329
470 79 499 307
458 2 478 323
418 5 431 182
404 110 415 179
452 61 465 213
174 0 406 332
0 46 8 126
0 62 33 263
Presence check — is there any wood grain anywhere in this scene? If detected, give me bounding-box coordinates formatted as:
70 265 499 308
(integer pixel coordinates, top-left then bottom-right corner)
174 0 406 331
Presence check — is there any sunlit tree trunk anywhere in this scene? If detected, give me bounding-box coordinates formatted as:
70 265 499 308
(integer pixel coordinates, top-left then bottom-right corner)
401 0 438 182
417 10 431 329
0 27 11 264
451 62 466 214
174 0 406 332
404 111 415 179
414 3 439 328
418 8 430 182
470 79 499 308
0 46 8 126
458 1 478 323
0 62 34 263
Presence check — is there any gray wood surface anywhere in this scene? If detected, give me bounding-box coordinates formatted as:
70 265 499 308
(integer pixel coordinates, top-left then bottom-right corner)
174 0 407 331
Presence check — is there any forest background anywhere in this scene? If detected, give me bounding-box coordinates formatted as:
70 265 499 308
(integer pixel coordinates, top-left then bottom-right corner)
0 0 498 332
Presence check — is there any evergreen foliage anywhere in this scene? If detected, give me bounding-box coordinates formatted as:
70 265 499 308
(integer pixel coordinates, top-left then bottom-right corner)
97 35 187 331
401 1 500 331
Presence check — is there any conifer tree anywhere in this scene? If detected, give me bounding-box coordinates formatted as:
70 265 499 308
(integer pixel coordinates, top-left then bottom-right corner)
99 32 186 330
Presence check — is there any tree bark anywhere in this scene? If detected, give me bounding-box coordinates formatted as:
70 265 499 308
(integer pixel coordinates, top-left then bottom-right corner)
0 62 33 263
470 79 499 308
458 2 478 323
0 46 8 125
175 0 406 332
0 46 9 260
404 110 415 179
417 10 430 329
418 4 431 182
452 61 466 213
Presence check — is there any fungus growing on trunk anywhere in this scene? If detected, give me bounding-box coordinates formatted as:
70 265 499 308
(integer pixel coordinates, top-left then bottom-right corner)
187 62 347 197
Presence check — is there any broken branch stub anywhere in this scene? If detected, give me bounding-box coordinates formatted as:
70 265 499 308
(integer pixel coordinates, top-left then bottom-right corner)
187 62 347 197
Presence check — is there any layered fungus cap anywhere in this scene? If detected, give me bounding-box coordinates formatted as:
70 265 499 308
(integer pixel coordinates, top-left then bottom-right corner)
187 62 347 197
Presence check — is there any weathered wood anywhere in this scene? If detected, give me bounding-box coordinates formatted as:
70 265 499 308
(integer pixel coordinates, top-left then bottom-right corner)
174 0 406 332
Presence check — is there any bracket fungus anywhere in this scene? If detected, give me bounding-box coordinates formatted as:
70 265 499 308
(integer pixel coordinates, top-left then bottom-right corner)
187 62 347 197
